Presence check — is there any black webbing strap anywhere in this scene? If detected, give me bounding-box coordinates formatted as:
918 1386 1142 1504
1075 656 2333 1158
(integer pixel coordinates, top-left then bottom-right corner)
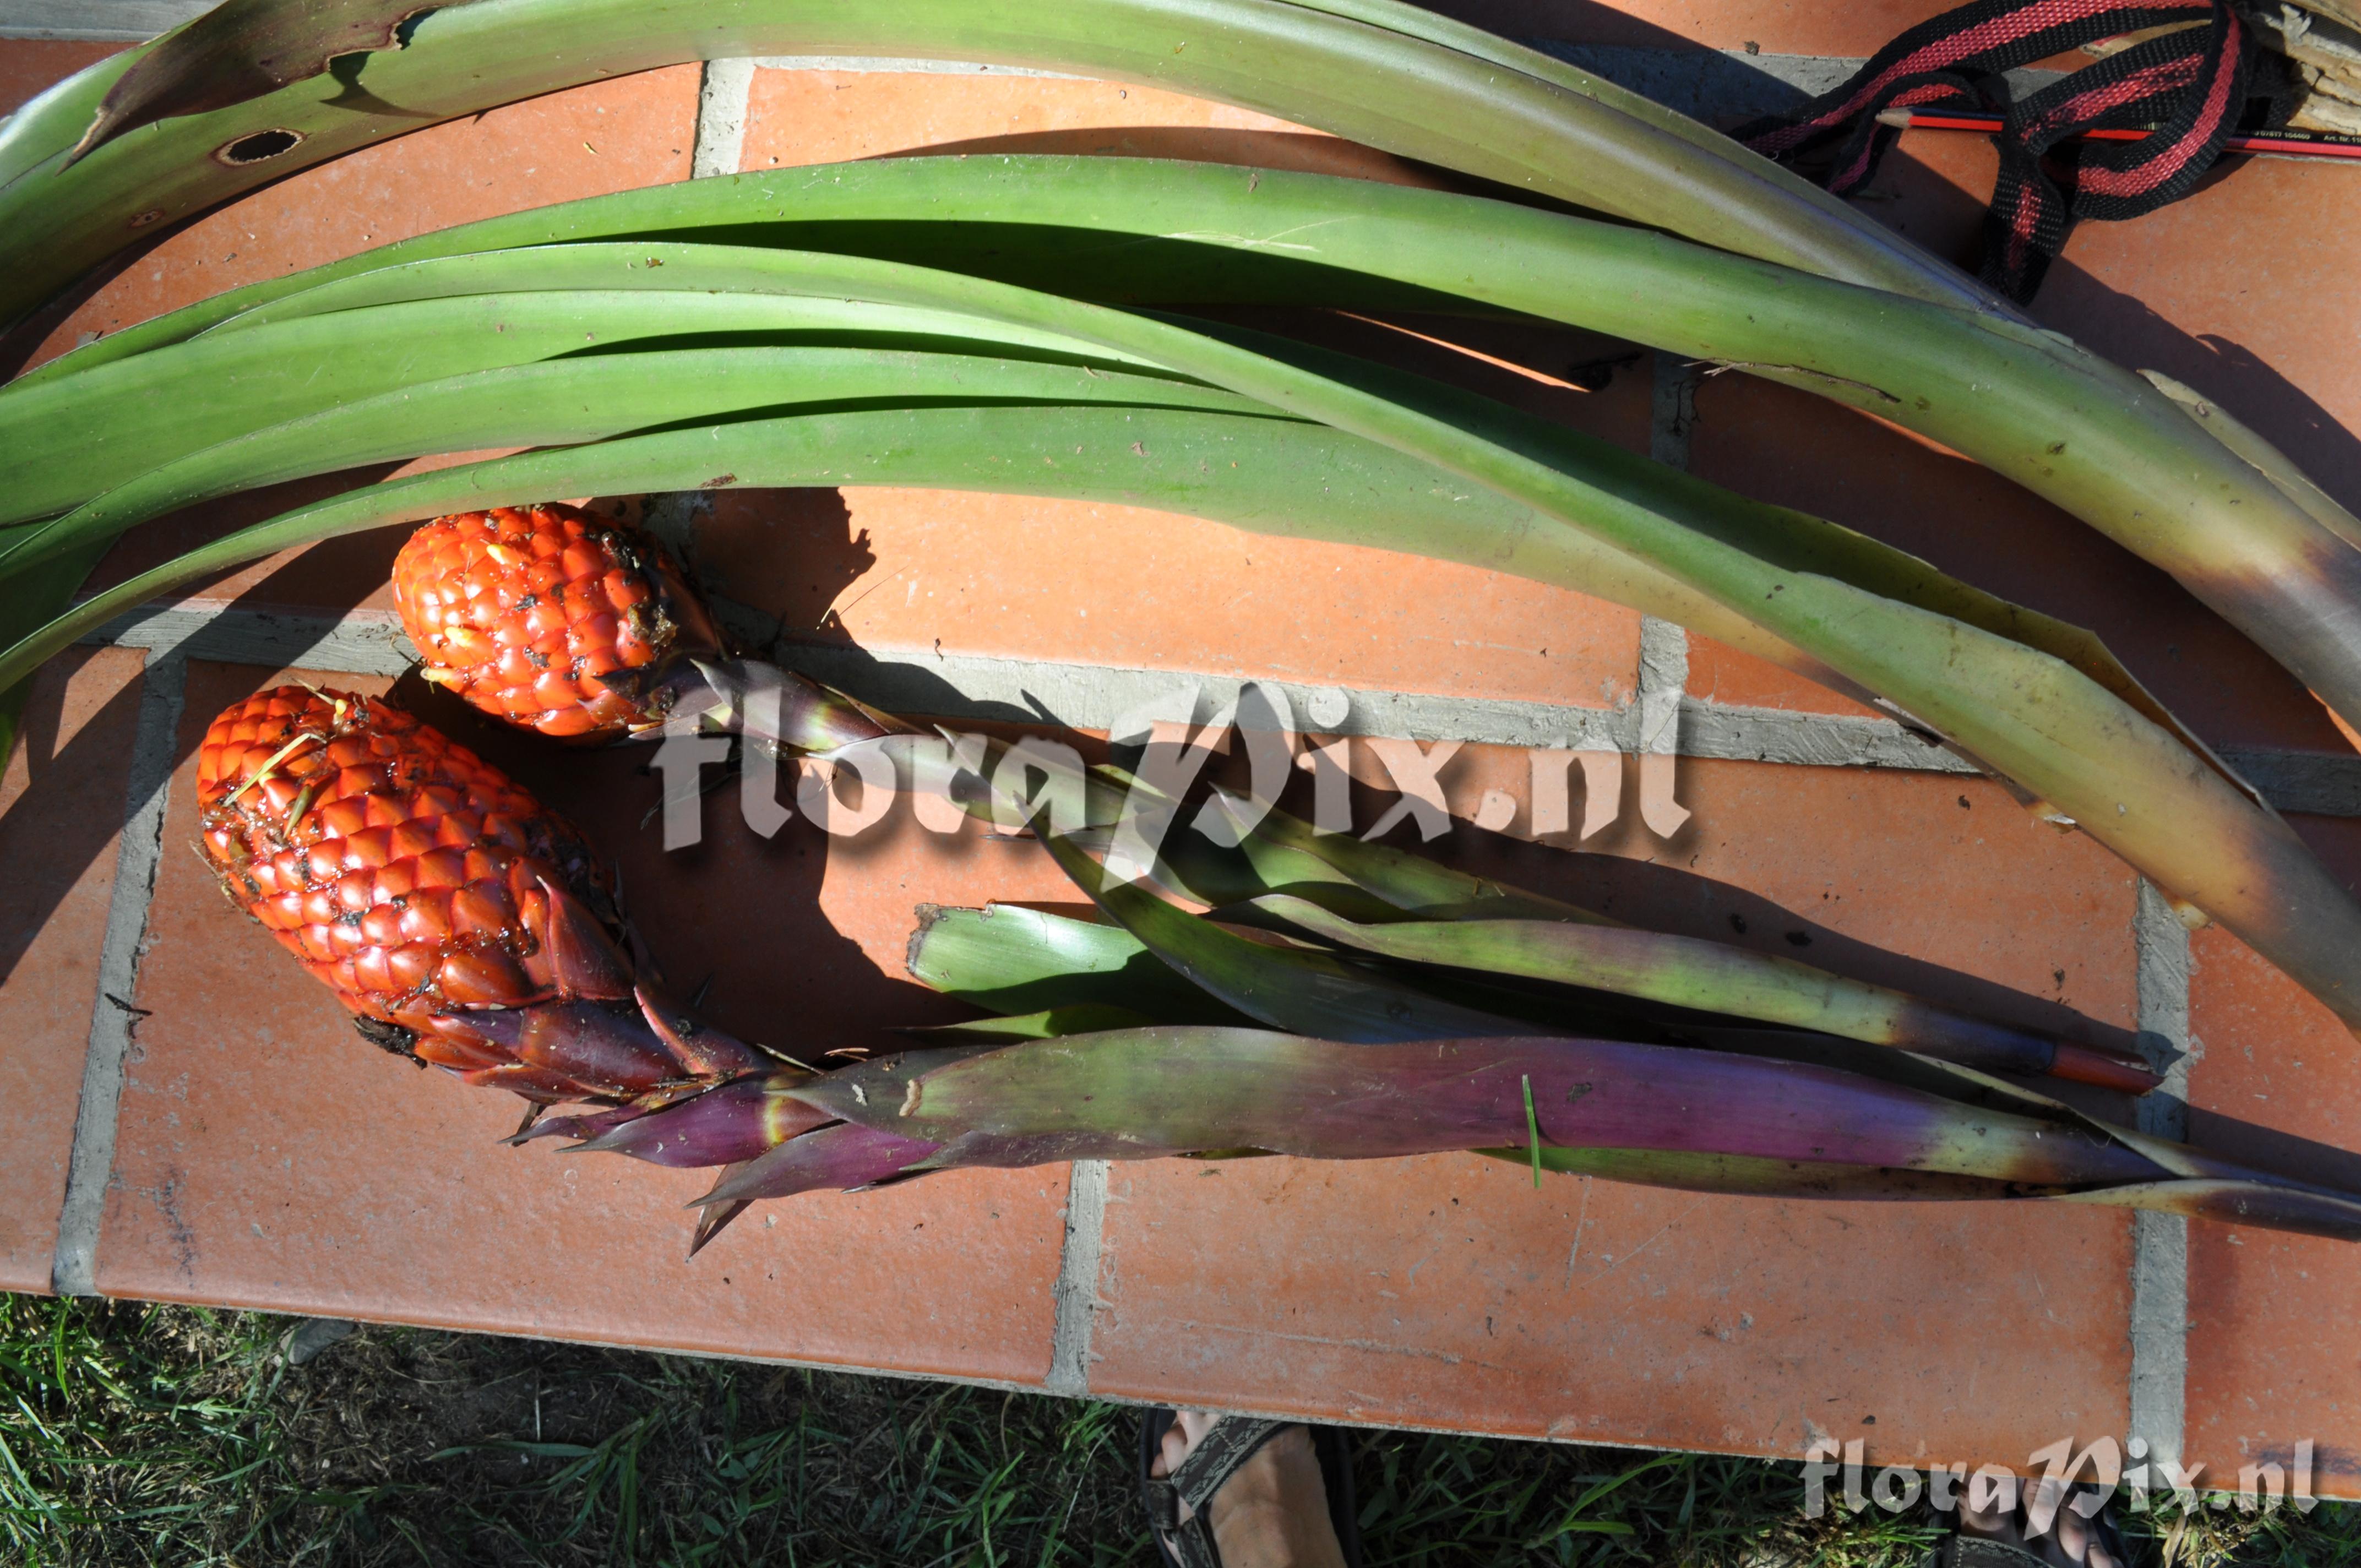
1734 0 2256 301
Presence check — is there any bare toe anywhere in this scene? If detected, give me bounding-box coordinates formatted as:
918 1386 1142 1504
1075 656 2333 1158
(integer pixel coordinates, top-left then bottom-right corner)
1152 1419 1185 1480
2052 1502 2091 1565
1150 1409 1222 1523
1952 1474 2121 1568
1960 1493 2012 1538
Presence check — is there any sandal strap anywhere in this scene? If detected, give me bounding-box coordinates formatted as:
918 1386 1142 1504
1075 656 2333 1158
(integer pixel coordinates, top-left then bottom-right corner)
1936 1537 2053 1568
1146 1489 1222 1568
1147 1417 1297 1568
1173 1417 1296 1512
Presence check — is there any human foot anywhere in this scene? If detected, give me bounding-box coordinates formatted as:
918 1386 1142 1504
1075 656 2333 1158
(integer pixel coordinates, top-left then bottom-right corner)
1950 1474 2125 1567
1143 1409 1353 1568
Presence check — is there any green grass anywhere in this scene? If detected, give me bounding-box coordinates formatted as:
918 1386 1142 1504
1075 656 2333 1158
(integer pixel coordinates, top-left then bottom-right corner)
1 1293 2352 1566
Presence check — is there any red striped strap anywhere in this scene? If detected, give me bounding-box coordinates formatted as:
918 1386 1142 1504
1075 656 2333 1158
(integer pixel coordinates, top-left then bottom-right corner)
1734 0 2257 301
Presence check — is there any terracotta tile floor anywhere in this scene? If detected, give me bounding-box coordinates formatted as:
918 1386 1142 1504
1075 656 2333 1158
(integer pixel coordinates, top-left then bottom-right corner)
7 0 2361 1500
1089 758 2141 1469
2184 932 2361 1494
0 647 147 1291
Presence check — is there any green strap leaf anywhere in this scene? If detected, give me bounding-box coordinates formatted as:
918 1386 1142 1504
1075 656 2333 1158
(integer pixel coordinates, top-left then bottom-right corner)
19 155 2350 765
0 401 1800 694
1032 825 1532 1043
0 280 1237 525
0 0 2005 324
792 1026 2173 1185
903 903 1254 1026
0 340 1278 576
1245 893 2129 1085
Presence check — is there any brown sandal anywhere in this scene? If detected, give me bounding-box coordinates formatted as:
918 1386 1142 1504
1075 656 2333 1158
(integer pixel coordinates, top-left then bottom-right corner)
1139 1409 1362 1568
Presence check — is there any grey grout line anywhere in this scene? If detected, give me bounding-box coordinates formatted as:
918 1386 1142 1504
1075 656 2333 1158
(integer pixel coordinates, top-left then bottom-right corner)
80 603 2361 812
1636 619 1688 755
2128 880 2194 1469
784 638 1625 749
66 604 1912 762
1045 1158 1109 1396
692 58 757 179
1673 698 1967 773
50 648 186 1297
2132 881 2194 1140
85 604 415 676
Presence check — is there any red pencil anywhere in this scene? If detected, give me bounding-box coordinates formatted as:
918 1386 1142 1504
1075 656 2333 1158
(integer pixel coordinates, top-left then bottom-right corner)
1874 107 2361 160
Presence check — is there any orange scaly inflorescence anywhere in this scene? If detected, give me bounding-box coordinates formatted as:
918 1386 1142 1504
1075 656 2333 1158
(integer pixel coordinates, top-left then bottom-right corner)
195 685 630 1082
390 503 722 739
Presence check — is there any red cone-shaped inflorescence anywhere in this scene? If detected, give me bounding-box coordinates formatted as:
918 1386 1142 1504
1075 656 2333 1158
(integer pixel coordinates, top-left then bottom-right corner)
391 503 724 739
195 684 774 1105
391 502 904 753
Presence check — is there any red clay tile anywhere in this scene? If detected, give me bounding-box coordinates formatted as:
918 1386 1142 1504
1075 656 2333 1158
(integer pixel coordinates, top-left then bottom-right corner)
97 660 1071 1382
1661 757 2138 1028
0 645 148 1292
1359 742 2141 1043
1091 1151 2128 1469
709 484 1644 712
1089 758 2139 1467
2184 927 2361 1500
1683 634 1886 721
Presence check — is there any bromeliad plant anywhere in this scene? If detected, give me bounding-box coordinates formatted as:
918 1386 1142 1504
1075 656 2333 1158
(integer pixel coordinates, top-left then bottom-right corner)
175 502 2349 1253
9 0 2361 1223
192 663 2361 1254
387 501 2161 1094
